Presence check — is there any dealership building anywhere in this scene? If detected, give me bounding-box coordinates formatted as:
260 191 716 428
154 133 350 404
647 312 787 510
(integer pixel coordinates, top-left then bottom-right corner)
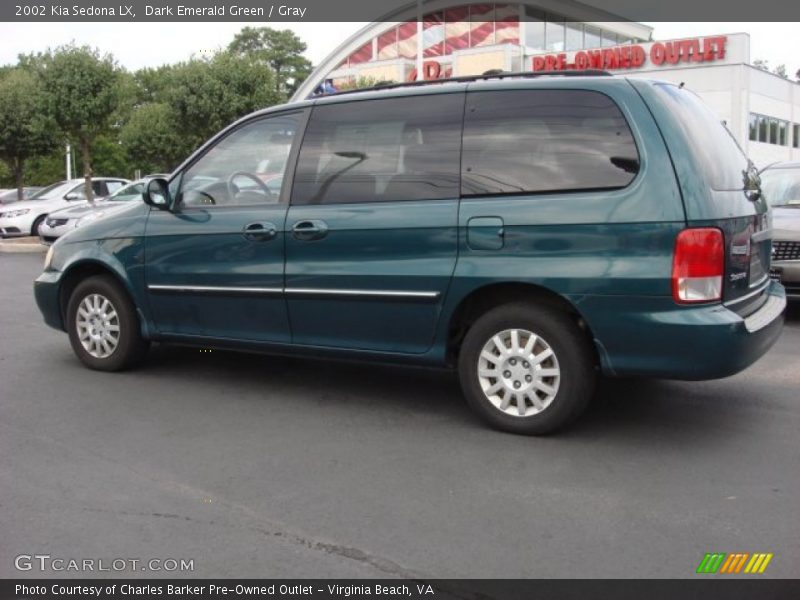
293 2 800 167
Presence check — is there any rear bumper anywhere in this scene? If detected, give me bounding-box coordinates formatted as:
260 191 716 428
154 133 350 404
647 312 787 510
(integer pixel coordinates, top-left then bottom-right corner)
34 270 65 331
582 281 786 380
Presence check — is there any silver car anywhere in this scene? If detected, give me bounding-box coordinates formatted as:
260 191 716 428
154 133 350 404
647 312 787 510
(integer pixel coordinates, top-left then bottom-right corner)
0 178 129 238
39 179 149 244
761 162 800 298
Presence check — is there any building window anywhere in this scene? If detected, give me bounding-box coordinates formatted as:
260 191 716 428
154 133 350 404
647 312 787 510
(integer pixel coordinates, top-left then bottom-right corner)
545 19 565 52
584 25 601 49
749 114 758 141
470 4 495 47
794 124 799 149
601 31 618 47
565 22 584 51
524 8 545 51
749 113 791 146
778 121 788 146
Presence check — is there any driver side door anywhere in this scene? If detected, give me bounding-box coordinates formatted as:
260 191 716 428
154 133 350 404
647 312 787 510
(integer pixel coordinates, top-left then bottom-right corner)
144 110 306 343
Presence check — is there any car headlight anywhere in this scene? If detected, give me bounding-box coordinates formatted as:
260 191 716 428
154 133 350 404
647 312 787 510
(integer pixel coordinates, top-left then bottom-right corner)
1 208 30 218
44 245 54 270
76 211 105 228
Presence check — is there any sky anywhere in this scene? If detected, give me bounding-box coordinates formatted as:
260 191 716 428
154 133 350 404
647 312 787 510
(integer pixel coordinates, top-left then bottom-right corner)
0 21 797 78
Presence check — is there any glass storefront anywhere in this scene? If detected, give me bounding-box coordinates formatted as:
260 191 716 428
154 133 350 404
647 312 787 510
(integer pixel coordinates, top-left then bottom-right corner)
339 3 647 68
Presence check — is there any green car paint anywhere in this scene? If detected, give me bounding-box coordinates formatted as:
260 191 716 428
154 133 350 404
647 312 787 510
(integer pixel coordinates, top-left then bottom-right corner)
34 76 785 382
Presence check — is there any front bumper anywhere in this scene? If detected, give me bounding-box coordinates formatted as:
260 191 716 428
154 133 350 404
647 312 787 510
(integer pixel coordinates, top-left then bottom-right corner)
582 280 787 380
0 214 34 237
34 270 65 331
38 221 74 245
770 260 800 297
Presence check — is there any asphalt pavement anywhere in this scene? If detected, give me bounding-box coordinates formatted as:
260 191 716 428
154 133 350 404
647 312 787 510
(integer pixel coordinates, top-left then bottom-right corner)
1 252 798 579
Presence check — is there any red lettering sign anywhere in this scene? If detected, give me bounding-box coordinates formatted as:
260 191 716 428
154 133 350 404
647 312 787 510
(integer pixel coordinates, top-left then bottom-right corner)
531 36 728 72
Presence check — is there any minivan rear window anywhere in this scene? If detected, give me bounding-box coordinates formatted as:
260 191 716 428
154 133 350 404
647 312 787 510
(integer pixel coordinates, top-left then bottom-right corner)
651 83 750 191
461 90 640 197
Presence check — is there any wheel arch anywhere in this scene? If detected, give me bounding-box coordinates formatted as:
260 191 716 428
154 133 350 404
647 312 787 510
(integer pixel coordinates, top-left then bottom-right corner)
445 282 598 365
31 213 48 236
58 260 143 335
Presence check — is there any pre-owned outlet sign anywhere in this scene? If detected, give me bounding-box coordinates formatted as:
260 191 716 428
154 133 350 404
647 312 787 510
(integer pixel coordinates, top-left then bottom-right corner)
531 36 728 72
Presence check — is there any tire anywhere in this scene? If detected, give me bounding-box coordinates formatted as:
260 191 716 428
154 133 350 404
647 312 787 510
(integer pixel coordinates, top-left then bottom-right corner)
31 215 46 237
66 275 149 371
458 302 596 435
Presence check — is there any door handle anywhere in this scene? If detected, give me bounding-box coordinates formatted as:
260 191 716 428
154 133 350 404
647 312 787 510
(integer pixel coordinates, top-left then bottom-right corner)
242 221 277 242
292 219 329 241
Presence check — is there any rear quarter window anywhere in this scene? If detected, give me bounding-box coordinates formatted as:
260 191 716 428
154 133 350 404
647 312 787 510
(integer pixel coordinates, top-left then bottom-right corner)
651 83 750 191
461 89 640 196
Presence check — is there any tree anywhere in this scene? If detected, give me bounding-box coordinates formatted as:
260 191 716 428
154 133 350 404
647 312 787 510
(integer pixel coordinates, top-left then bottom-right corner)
0 69 59 200
120 103 185 175
228 27 312 98
337 76 395 92
162 52 282 153
38 45 122 203
751 58 789 79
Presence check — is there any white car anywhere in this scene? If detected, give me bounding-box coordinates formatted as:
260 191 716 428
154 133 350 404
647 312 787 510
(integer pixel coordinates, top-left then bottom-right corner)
39 179 149 244
0 177 129 238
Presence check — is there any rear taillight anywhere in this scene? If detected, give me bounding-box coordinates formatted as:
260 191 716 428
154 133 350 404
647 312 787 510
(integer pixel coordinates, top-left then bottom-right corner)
672 228 724 304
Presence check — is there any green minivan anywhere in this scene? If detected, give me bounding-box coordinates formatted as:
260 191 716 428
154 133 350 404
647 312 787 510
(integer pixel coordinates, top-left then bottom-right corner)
34 74 786 434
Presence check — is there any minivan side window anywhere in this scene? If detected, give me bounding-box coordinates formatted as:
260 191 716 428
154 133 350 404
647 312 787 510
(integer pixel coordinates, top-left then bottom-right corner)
461 90 640 196
291 94 463 205
179 113 301 207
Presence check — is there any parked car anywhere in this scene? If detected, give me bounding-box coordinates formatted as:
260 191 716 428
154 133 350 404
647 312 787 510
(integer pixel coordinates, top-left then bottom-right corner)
39 179 152 245
34 74 786 435
0 187 44 204
760 161 800 298
0 178 129 238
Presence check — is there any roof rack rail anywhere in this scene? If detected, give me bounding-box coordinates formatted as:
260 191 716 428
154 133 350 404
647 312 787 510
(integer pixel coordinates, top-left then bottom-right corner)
326 69 613 97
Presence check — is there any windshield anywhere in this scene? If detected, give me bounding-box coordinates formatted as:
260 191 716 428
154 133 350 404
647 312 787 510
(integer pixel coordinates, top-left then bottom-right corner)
760 167 800 207
29 181 68 199
108 181 145 202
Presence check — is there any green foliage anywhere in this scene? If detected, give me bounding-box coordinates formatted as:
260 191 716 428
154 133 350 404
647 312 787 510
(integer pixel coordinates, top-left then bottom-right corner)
337 76 396 92
38 45 121 140
0 68 59 198
0 27 310 189
120 103 186 175
752 58 789 79
37 44 122 200
228 27 312 97
23 149 66 186
161 51 283 153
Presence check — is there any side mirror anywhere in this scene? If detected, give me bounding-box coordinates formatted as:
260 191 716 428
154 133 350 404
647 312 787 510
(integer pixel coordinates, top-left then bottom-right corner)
64 192 80 201
143 178 172 210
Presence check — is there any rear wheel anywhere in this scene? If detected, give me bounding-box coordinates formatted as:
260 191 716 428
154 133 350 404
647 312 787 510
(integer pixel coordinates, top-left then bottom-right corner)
458 302 595 435
66 275 149 371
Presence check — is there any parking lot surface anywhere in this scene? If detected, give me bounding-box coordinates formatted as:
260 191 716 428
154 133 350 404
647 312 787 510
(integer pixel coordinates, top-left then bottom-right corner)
1 252 798 578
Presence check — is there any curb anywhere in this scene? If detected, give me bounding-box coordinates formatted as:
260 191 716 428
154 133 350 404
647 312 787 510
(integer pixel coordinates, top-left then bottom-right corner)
0 237 46 253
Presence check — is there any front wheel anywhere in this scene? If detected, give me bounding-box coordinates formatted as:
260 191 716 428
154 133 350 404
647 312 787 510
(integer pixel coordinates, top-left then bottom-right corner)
66 275 149 371
31 215 46 237
458 302 596 435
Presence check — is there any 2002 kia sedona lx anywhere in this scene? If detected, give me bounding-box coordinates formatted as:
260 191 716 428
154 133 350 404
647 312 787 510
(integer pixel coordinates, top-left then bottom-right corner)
34 74 787 434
